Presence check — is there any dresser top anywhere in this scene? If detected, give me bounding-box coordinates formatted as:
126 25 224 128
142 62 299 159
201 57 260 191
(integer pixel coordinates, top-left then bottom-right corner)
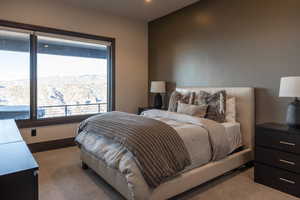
0 120 39 176
0 141 38 176
0 119 23 145
257 123 300 134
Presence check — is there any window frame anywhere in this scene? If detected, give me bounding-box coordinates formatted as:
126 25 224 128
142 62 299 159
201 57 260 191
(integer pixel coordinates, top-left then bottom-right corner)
0 20 115 128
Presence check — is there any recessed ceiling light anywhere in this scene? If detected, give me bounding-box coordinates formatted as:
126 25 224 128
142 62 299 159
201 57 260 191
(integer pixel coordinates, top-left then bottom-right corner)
145 0 152 3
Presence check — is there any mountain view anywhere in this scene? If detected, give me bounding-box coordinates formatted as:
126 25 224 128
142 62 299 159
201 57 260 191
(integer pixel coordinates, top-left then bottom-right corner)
0 74 107 119
0 45 108 120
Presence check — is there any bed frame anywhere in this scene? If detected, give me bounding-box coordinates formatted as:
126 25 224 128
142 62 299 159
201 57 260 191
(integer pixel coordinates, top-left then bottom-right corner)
80 87 255 200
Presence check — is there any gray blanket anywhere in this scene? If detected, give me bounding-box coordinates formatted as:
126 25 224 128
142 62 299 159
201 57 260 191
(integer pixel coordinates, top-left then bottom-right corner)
77 111 191 188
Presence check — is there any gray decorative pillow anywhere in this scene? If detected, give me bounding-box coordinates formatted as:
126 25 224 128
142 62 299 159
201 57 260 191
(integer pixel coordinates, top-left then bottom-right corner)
177 102 208 118
168 91 191 112
179 93 190 104
194 90 227 123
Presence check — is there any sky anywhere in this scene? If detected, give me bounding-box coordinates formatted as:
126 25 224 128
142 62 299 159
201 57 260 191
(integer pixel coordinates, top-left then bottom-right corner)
0 50 107 81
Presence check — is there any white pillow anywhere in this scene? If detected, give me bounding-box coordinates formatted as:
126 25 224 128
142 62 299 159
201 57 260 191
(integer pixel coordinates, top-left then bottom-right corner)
226 97 236 123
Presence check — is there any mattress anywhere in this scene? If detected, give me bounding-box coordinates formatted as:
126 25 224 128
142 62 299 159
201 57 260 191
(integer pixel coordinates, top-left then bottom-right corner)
77 116 242 171
181 122 242 172
135 110 242 171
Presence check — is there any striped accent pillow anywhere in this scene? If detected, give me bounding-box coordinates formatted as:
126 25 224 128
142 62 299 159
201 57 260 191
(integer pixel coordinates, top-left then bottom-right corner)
177 102 208 118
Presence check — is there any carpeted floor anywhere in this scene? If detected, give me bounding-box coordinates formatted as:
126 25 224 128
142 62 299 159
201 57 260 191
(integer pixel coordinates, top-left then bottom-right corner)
34 147 299 200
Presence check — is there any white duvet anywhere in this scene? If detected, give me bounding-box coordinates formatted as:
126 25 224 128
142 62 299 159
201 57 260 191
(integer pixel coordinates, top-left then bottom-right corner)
76 110 240 200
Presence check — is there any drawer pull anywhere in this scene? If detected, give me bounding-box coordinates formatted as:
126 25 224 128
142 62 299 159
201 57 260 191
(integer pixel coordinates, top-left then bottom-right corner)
279 178 296 184
279 141 296 146
279 159 296 165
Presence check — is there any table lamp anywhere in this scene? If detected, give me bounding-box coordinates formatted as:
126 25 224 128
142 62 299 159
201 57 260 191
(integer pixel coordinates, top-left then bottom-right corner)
279 76 300 129
150 81 166 109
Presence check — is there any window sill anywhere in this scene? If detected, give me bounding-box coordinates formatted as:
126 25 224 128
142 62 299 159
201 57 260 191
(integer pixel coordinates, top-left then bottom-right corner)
16 114 96 128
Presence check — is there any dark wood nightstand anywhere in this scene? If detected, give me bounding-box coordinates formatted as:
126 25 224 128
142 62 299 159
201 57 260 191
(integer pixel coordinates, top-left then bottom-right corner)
138 107 167 115
255 123 300 198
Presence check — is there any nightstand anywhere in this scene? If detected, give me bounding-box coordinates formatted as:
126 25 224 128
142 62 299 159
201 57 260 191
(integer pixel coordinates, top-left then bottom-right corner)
255 123 300 198
138 107 167 115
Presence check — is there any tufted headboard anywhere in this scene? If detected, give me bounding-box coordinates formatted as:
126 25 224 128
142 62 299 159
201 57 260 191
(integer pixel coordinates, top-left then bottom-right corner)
176 87 255 149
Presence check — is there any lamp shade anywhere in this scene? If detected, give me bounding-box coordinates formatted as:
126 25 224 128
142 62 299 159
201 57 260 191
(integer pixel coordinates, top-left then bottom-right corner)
279 77 300 97
150 81 166 93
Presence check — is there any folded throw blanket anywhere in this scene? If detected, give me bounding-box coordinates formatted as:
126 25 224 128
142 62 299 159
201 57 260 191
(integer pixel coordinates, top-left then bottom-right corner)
77 111 191 188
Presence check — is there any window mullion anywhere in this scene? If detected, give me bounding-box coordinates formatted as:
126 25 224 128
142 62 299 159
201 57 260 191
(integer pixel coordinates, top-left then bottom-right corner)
30 34 38 120
107 42 115 112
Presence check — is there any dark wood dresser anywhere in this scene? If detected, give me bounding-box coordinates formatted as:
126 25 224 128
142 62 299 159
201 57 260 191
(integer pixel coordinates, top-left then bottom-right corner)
0 120 39 200
255 123 300 198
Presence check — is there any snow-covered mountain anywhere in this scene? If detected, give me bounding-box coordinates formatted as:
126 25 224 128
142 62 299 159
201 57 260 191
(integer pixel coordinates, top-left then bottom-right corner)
0 74 107 106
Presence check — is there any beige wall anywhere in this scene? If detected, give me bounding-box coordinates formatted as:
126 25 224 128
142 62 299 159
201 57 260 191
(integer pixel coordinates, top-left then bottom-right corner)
21 123 79 144
0 0 148 143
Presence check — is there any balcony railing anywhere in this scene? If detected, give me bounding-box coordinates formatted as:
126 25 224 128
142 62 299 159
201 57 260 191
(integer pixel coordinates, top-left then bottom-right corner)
38 103 107 118
0 103 107 120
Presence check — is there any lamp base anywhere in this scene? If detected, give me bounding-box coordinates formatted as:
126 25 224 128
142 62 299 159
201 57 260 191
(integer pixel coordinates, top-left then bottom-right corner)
287 98 300 129
154 93 163 109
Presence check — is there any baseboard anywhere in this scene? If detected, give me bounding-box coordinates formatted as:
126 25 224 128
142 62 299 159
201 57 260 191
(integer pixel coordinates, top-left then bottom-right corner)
28 137 76 153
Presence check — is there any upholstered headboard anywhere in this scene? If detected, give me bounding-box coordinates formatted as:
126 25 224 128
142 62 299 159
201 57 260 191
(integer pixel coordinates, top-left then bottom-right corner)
176 87 255 149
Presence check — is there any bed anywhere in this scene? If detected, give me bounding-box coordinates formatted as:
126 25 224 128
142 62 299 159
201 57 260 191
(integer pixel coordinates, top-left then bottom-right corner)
77 87 255 200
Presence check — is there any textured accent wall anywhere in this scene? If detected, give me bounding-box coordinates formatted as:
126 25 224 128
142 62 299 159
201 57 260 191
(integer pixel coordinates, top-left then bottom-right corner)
149 0 300 123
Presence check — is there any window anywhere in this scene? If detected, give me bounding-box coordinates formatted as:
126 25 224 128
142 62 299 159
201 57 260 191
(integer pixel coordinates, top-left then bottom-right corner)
37 35 109 118
0 29 30 120
0 22 115 127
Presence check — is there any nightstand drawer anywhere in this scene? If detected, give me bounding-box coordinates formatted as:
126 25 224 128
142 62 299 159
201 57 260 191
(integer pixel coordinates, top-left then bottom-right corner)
256 147 300 174
256 128 300 154
255 163 300 198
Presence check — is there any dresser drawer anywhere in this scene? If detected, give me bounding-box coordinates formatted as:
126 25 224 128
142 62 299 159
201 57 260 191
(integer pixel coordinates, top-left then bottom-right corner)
256 128 300 154
255 163 300 198
256 147 300 174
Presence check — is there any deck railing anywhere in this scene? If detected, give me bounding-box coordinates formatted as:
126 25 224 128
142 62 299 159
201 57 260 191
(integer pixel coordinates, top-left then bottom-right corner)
38 103 107 118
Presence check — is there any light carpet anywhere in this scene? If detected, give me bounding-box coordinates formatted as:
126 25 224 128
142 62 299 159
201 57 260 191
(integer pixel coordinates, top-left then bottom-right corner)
34 147 299 200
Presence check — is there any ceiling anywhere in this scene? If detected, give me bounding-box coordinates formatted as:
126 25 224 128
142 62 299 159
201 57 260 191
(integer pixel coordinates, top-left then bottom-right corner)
61 0 200 22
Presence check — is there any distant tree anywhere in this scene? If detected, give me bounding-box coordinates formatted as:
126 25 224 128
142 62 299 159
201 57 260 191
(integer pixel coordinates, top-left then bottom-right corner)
50 88 66 104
